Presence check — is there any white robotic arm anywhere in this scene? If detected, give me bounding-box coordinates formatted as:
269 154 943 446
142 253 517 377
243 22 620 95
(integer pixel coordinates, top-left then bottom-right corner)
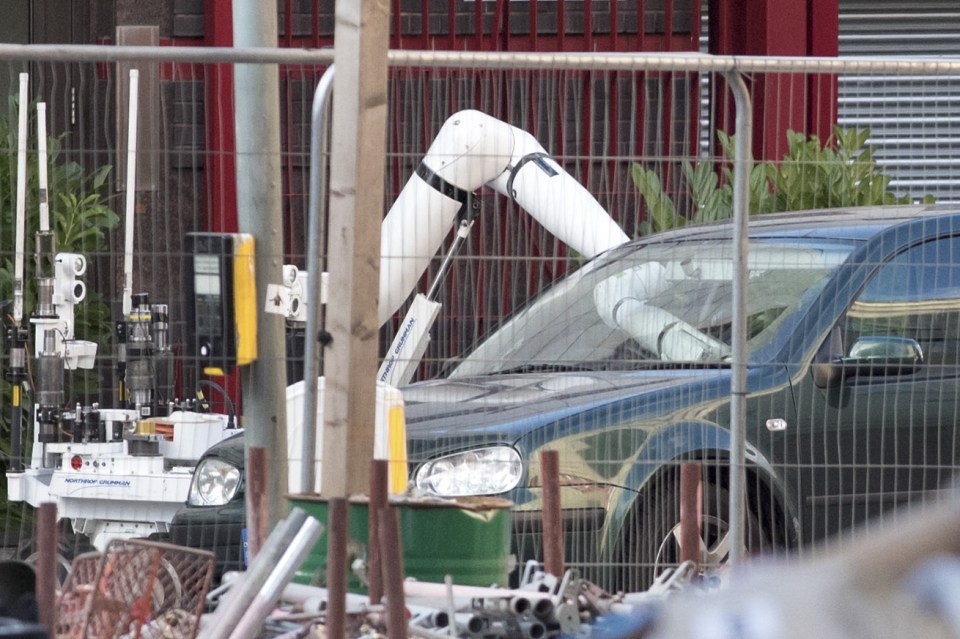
378 109 629 326
592 264 730 361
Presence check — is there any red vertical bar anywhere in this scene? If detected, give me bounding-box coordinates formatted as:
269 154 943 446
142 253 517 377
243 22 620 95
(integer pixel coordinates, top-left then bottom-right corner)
503 0 512 50
474 0 484 50
688 1 703 159
283 0 293 47
391 0 401 46
664 0 675 50
609 71 620 230
530 0 538 51
448 0 457 49
557 0 565 51
204 0 236 234
689 0 703 50
611 0 620 51
582 2 588 51
421 0 430 47
282 71 295 260
808 0 839 140
665 72 676 192
709 0 833 162
204 0 240 408
637 0 646 50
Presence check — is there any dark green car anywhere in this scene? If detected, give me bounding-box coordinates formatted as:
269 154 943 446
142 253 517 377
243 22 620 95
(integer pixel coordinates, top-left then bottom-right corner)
173 205 960 589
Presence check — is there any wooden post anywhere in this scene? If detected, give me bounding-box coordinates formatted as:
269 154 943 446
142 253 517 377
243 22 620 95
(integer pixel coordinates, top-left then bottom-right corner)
321 0 391 498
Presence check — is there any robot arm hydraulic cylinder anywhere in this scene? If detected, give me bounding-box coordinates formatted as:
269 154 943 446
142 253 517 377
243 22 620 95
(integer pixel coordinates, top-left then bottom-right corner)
378 109 629 326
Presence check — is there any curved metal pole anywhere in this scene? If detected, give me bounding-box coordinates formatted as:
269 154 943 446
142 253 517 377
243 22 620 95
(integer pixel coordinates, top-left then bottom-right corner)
723 69 752 567
300 64 336 494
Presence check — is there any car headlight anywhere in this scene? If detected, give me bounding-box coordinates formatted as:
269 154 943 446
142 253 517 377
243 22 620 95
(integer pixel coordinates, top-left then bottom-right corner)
188 458 241 506
415 446 522 497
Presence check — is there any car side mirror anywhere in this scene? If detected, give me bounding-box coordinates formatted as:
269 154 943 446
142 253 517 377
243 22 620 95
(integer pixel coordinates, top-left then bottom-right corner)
840 335 924 377
812 335 923 388
811 326 843 389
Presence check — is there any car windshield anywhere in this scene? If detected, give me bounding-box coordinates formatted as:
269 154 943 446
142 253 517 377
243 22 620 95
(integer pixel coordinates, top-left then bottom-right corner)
449 236 856 377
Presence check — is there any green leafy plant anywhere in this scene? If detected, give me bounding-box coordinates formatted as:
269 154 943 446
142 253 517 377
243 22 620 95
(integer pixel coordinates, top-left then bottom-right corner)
0 95 120 537
632 126 935 235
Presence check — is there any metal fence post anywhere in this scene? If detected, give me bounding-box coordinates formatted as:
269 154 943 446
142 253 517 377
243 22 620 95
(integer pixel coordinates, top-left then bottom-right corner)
722 69 753 567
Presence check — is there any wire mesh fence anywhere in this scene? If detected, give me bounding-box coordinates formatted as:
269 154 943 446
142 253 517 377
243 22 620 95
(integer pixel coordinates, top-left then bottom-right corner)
1 47 960 598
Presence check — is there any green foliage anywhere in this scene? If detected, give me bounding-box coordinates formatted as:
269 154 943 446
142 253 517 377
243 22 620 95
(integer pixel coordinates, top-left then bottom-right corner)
632 126 936 234
0 94 120 533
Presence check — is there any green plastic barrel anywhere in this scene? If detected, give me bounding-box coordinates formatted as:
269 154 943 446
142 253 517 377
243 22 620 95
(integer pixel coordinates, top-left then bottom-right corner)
288 494 513 593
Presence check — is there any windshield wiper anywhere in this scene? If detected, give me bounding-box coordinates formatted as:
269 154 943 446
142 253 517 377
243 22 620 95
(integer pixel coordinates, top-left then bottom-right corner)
632 359 732 370
492 362 602 375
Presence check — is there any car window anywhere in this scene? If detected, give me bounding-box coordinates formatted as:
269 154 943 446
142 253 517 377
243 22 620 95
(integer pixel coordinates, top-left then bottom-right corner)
450 238 853 377
846 235 960 367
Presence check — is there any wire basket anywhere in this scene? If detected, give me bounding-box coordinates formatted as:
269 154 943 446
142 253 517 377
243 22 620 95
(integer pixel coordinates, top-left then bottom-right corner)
55 539 215 639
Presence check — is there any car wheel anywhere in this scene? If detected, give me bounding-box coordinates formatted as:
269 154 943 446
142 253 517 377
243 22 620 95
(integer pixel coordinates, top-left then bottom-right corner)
18 523 93 584
615 467 771 593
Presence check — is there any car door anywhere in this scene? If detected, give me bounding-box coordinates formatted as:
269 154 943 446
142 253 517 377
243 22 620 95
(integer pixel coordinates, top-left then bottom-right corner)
787 234 960 544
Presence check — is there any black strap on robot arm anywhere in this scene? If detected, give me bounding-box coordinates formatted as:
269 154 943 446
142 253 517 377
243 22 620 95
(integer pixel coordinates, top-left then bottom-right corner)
505 152 558 200
416 162 482 222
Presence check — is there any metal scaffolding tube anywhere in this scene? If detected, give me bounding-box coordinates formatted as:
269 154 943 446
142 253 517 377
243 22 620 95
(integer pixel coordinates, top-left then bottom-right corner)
200 508 310 639
1 43 960 77
300 63 335 495
723 69 753 567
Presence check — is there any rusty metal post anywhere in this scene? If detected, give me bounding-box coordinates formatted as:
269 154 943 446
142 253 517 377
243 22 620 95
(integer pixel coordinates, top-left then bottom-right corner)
325 498 348 639
368 459 388 605
246 447 268 560
36 503 58 634
540 450 563 577
679 463 702 567
379 505 407 639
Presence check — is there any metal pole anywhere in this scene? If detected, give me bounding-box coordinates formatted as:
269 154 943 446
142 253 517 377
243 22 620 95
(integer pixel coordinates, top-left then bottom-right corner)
201 508 309 639
13 72 27 327
723 70 753 567
300 64 335 495
9 73 28 474
121 69 139 317
228 516 324 639
232 0 288 526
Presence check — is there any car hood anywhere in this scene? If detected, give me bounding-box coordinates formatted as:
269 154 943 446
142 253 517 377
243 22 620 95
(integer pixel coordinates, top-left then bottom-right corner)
403 368 727 445
198 369 731 464
195 430 246 465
